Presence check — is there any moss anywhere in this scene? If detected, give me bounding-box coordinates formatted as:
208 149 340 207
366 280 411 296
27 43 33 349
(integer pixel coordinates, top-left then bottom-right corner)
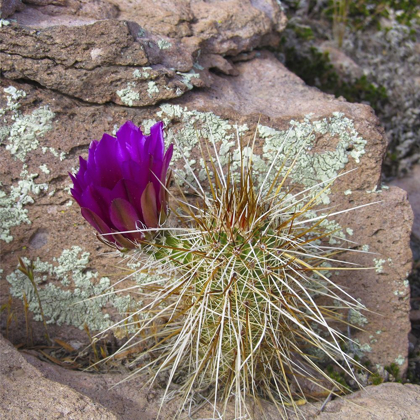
326 365 350 390
370 372 384 385
345 0 420 28
385 362 402 382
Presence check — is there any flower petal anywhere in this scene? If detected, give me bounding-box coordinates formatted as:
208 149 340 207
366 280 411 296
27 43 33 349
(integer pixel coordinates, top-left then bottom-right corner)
122 160 148 193
81 207 113 238
93 133 123 189
141 182 158 228
79 185 111 225
117 121 146 163
147 121 164 162
110 198 143 242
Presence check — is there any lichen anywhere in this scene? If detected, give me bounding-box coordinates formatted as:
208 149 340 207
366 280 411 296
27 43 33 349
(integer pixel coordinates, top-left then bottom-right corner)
0 167 48 243
5 246 131 331
39 164 50 174
133 67 153 79
147 81 159 97
349 308 368 327
258 112 367 204
373 258 386 273
176 71 200 90
116 83 140 106
1 87 55 161
157 39 172 50
394 355 405 366
156 105 365 246
354 339 372 355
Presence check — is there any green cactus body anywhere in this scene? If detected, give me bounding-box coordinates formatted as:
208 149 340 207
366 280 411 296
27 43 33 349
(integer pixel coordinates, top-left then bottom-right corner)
114 133 368 419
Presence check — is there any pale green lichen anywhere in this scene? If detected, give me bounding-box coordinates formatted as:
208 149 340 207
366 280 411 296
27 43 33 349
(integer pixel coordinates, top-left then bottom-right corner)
258 112 367 204
1 88 55 161
344 189 352 195
0 167 48 243
39 164 50 174
176 71 200 90
41 146 66 161
346 227 354 236
349 308 369 327
141 119 158 134
133 67 153 79
373 258 386 273
156 105 366 245
6 246 131 331
362 244 370 252
116 83 140 106
1 86 26 114
147 81 159 97
0 19 10 27
394 355 405 366
354 339 372 354
394 278 409 296
157 104 248 186
157 39 172 50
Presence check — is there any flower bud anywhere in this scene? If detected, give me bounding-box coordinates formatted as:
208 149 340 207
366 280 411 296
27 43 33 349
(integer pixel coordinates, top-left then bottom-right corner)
69 121 173 248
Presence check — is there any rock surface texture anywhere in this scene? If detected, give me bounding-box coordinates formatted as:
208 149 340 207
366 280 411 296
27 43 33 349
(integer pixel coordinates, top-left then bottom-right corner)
0 0 415 418
0 334 118 419
0 334 419 420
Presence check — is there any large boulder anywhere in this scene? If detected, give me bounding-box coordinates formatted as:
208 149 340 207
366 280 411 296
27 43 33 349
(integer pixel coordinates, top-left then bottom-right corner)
0 0 413 410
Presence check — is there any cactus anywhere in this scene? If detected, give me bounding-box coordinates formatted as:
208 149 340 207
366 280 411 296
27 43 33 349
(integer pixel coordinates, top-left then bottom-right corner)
90 126 371 419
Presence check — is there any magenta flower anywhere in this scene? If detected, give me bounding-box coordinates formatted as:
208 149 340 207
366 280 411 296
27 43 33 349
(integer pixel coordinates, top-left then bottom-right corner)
70 121 173 249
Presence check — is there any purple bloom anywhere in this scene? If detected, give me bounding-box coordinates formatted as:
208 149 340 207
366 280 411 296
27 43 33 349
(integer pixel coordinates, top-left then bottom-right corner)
70 121 173 249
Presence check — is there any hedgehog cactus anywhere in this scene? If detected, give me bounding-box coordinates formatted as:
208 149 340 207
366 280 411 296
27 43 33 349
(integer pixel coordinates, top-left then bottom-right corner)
71 122 370 419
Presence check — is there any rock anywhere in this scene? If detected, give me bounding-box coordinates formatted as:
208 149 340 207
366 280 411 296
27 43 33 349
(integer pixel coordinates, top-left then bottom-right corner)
1 1 287 105
7 338 419 420
0 0 24 19
0 0 413 407
313 382 420 419
318 41 364 82
0 20 203 106
0 334 118 419
390 164 420 241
